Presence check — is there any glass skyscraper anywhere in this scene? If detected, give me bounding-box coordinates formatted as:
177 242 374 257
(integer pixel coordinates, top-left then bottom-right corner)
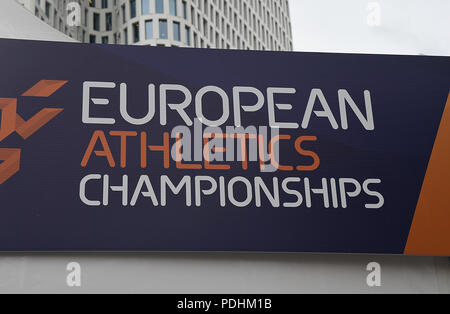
17 0 293 51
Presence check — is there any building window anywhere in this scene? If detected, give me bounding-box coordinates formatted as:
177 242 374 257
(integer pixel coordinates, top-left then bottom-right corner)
182 1 187 19
142 0 150 15
106 13 112 31
102 36 109 44
203 19 207 37
45 1 50 18
93 13 100 31
169 0 177 16
145 20 153 39
156 0 164 14
124 28 128 44
102 0 108 9
133 22 140 42
84 9 88 26
185 26 190 46
130 0 137 18
159 20 168 39
90 0 95 7
121 5 126 24
90 35 96 43
173 21 180 41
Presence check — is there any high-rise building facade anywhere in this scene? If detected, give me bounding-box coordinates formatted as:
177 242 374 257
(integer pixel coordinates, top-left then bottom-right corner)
17 0 293 51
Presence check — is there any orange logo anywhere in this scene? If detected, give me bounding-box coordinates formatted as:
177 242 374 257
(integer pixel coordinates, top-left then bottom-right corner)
0 80 68 184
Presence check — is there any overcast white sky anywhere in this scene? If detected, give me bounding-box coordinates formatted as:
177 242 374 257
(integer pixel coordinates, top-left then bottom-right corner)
288 0 450 56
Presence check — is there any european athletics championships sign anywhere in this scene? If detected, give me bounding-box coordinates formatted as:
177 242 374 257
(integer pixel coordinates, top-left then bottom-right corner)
0 38 449 255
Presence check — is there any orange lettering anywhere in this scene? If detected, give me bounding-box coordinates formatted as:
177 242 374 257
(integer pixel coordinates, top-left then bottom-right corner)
295 136 320 171
269 135 294 171
109 131 137 168
81 130 115 167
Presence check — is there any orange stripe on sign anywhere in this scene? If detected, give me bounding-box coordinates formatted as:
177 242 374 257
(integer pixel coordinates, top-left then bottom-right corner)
0 148 21 185
0 98 17 142
405 93 450 256
15 108 64 140
22 80 68 97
